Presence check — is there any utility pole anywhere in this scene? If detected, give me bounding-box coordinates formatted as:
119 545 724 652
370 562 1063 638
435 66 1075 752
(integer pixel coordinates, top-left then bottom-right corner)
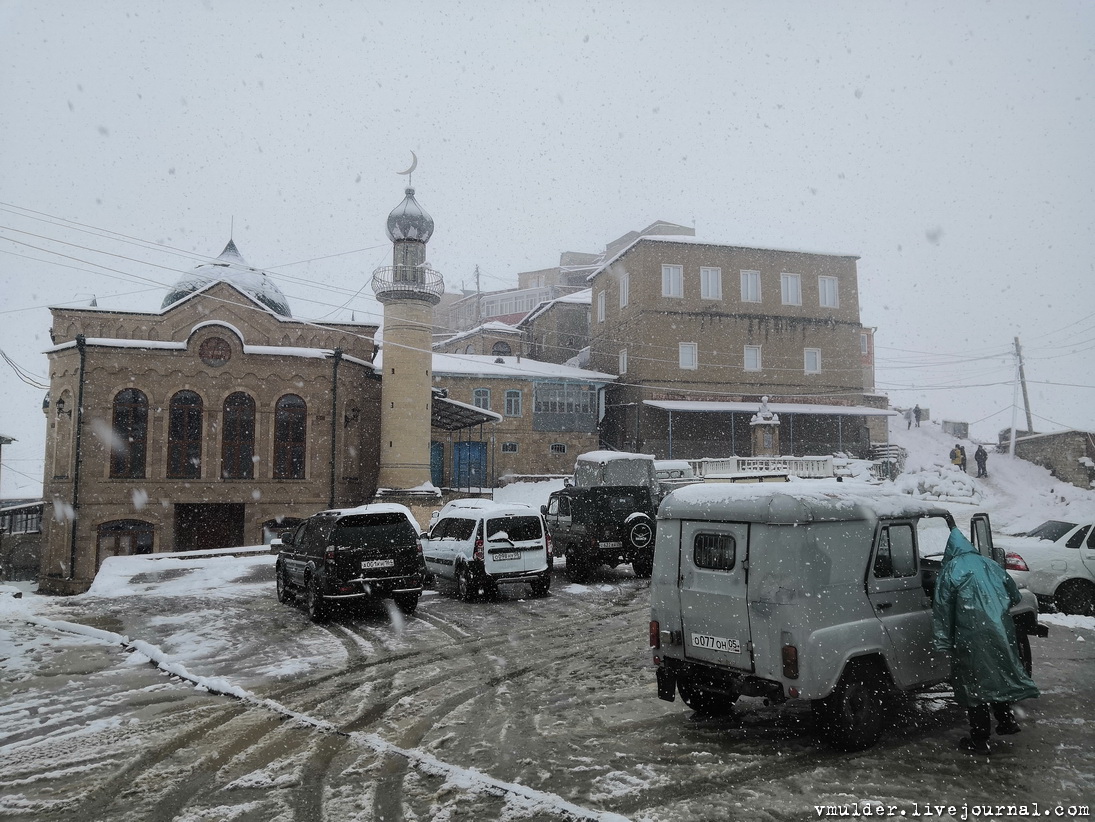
1014 337 1034 434
474 265 482 327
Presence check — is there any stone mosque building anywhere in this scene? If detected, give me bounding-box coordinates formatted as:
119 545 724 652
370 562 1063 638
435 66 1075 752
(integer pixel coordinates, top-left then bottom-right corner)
38 186 506 594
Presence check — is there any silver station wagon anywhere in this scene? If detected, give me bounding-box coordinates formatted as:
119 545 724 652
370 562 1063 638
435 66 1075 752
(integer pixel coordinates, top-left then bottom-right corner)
649 483 1046 750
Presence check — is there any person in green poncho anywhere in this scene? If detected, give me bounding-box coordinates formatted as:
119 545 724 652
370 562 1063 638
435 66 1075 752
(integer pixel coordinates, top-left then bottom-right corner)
932 528 1039 754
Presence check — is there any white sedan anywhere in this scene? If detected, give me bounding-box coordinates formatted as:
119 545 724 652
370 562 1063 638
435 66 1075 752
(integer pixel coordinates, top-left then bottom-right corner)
1003 520 1095 615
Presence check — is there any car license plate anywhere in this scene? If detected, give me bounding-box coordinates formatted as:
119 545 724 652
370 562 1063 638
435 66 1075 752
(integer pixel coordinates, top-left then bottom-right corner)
361 559 395 570
493 551 520 561
599 541 623 549
691 633 741 654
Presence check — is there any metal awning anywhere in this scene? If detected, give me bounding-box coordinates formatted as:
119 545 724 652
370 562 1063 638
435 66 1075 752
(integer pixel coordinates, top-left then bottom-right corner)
432 393 502 431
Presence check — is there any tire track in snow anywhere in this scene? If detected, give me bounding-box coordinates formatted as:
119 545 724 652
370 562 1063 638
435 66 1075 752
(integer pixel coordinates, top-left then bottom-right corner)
12 610 633 822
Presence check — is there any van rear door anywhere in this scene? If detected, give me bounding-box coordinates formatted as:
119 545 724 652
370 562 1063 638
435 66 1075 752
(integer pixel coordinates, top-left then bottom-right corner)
678 521 753 672
484 514 546 575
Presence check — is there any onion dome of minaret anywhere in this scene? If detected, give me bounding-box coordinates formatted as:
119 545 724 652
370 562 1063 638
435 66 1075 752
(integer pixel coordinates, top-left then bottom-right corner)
386 187 434 243
161 239 292 316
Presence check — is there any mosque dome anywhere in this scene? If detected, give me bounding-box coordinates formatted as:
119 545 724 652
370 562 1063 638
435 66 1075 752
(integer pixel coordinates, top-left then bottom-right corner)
161 240 292 317
386 187 434 243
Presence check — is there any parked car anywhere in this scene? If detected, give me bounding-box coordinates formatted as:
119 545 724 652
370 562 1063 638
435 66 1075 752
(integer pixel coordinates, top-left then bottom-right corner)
275 503 425 621
1002 519 1095 615
542 485 657 581
422 501 551 601
649 484 1046 751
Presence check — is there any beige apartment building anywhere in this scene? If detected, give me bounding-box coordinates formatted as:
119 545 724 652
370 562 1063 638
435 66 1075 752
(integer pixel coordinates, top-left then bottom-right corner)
427 353 614 487
586 236 889 458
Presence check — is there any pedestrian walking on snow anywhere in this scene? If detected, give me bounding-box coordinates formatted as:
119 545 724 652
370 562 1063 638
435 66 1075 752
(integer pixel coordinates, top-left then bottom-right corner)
975 445 988 478
959 444 968 473
905 408 914 430
932 529 1039 754
950 445 962 469
913 404 922 427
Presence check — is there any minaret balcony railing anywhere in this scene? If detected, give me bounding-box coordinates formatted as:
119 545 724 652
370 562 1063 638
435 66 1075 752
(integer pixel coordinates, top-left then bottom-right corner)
371 264 444 304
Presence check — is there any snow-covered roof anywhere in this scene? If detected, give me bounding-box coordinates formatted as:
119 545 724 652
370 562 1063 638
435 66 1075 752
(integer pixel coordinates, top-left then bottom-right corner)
377 352 614 382
645 400 897 417
435 321 522 348
162 240 292 317
576 450 655 463
44 337 375 368
586 236 860 282
518 288 592 328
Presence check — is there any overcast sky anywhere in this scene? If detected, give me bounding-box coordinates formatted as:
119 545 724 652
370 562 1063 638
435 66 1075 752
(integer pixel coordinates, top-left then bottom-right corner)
2 1 1093 497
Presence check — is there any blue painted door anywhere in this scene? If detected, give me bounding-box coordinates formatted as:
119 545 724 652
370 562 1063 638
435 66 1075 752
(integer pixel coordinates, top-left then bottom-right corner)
430 441 444 487
453 441 487 489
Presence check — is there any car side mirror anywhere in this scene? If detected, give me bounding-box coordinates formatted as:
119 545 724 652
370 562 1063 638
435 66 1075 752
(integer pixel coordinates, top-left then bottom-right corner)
281 531 294 546
540 505 548 515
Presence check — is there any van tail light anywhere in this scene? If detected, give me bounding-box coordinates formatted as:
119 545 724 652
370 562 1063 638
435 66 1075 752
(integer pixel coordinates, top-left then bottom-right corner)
1005 552 1029 572
649 620 661 649
545 531 553 558
474 538 484 561
416 538 424 555
781 645 799 680
324 548 336 562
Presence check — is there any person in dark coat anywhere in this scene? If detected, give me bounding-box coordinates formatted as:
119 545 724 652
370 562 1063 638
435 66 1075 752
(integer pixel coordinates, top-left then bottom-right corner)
975 445 989 478
932 529 1039 754
958 444 968 473
913 404 922 427
950 445 962 469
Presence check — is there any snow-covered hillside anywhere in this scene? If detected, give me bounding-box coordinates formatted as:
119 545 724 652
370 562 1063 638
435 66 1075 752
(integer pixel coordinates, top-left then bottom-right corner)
890 416 1095 535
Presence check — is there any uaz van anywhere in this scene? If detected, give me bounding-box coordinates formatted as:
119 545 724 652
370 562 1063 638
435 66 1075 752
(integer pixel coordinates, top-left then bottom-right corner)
649 483 1045 750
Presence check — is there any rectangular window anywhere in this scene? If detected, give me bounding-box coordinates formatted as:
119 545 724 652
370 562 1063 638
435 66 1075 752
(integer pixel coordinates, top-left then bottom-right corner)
619 273 629 308
619 349 627 375
818 275 839 308
473 388 491 410
700 267 722 300
504 389 522 417
804 348 821 374
679 342 698 370
662 264 683 298
501 442 519 453
860 332 869 355
744 345 761 371
694 533 736 571
781 273 801 305
740 270 761 302
596 290 606 322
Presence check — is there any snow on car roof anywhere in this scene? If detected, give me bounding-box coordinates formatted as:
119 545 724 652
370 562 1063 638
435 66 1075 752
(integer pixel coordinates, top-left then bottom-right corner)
660 479 948 524
575 450 655 463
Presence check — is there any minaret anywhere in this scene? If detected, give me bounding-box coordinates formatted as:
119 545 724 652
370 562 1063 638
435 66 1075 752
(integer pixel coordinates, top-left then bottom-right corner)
371 185 444 494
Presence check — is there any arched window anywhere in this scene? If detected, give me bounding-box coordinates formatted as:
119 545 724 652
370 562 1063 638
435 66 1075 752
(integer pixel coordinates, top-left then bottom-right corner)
274 394 307 479
168 390 203 479
110 388 148 478
491 341 512 357
504 390 522 417
97 519 154 568
473 388 491 410
221 392 256 479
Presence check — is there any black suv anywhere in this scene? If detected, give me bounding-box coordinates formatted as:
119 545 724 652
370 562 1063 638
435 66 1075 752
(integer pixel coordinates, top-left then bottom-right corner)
542 486 656 581
276 503 424 621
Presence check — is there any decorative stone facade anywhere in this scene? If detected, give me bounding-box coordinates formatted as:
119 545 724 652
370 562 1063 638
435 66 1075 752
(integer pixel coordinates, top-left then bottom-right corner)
40 275 381 593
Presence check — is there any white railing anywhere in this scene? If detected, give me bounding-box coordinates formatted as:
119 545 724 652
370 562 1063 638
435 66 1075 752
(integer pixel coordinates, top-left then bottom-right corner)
688 455 835 479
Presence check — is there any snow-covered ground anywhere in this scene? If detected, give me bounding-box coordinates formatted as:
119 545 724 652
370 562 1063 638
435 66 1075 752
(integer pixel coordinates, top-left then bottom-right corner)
2 416 1093 820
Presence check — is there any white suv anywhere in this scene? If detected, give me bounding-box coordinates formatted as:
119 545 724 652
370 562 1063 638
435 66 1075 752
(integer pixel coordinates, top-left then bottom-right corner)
423 501 552 601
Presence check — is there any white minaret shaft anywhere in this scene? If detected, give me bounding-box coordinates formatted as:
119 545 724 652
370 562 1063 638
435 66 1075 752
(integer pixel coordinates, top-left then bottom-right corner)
372 187 443 492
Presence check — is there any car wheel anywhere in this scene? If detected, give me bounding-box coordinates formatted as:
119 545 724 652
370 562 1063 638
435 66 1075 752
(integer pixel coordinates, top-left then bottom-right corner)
276 561 294 603
305 576 328 622
632 552 654 579
1054 579 1095 617
564 546 590 583
813 664 887 751
677 676 737 715
628 517 654 550
530 573 551 598
393 592 419 615
1016 631 1032 677
457 566 478 602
